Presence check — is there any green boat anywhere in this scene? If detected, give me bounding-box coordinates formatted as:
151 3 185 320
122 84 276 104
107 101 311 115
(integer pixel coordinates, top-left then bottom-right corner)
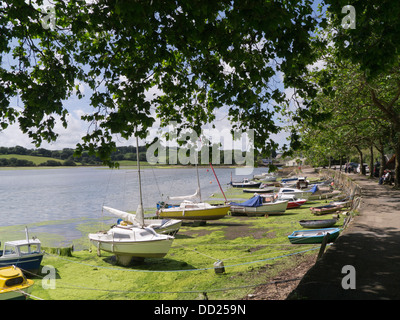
288 227 340 244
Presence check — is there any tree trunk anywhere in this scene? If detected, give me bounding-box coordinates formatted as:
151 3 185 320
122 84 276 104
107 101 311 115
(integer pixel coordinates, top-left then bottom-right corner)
394 142 400 188
369 145 374 178
354 145 364 175
378 143 386 178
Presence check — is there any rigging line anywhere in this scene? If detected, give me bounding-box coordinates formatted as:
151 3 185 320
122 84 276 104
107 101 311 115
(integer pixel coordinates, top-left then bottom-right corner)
150 165 163 199
102 167 114 207
182 243 318 263
44 246 320 273
220 247 317 262
171 242 319 248
191 247 218 261
101 167 115 230
49 276 303 296
16 289 45 300
173 239 317 252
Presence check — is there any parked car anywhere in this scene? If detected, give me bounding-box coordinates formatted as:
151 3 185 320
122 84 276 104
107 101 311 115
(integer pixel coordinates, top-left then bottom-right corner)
356 163 370 174
347 162 358 173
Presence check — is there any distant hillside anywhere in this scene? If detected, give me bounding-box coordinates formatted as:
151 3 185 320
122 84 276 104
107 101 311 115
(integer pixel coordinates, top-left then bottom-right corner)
0 154 77 167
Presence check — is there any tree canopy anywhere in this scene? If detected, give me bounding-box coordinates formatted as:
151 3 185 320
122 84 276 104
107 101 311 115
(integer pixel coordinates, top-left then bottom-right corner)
291 1 400 186
4 0 400 187
0 0 322 166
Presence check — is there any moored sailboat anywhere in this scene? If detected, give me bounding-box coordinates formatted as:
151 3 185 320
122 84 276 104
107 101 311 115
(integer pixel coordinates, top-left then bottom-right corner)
103 205 182 236
229 194 288 216
88 135 175 266
157 164 230 221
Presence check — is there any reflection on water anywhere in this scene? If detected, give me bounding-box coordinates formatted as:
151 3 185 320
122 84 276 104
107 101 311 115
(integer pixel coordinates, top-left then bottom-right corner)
0 166 268 242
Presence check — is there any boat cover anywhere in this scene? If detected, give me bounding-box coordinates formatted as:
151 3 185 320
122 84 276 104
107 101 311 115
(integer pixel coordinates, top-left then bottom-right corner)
230 195 264 207
281 177 298 183
309 185 319 194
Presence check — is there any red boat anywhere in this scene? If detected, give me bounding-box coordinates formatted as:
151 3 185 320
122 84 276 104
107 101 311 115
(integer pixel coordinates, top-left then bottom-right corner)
259 194 307 209
286 198 307 209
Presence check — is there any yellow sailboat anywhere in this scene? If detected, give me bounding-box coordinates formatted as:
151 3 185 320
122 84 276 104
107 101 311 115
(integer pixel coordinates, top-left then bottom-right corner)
158 198 230 220
157 164 230 221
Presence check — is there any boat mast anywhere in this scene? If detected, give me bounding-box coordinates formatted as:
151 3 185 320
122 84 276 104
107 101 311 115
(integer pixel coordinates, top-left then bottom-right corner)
209 162 227 203
135 133 145 228
195 161 202 202
25 226 29 244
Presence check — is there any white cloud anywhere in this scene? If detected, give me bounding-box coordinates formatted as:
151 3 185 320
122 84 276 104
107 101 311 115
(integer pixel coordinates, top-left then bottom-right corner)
0 109 88 150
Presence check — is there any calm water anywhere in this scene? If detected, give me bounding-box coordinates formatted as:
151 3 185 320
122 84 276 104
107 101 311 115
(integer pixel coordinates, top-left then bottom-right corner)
0 166 268 228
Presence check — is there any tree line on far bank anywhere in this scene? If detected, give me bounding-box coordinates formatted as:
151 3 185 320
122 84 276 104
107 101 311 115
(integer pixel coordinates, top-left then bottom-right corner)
0 145 259 167
0 146 147 167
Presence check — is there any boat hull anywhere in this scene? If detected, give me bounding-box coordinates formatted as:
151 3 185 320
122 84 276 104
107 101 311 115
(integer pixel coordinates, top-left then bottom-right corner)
0 283 33 300
230 200 288 216
310 204 343 215
278 190 311 200
286 199 307 209
0 253 43 274
231 182 261 188
299 219 337 229
288 228 340 244
0 266 34 300
89 236 174 259
243 187 279 193
308 190 341 200
158 205 230 220
146 219 182 236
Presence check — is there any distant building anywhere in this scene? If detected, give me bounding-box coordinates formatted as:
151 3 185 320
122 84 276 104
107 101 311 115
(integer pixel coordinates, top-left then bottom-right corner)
285 157 306 166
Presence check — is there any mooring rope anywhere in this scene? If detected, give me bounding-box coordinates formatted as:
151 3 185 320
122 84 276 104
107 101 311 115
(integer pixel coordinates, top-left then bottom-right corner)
23 264 303 297
44 246 321 273
49 276 304 296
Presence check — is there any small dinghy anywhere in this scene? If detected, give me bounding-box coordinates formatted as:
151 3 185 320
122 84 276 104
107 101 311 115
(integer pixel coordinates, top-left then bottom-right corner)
288 228 341 244
0 228 44 274
299 219 337 229
310 204 343 215
230 178 261 188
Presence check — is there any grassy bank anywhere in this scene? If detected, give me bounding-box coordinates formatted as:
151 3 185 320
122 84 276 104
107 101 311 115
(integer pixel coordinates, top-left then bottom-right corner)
18 193 345 300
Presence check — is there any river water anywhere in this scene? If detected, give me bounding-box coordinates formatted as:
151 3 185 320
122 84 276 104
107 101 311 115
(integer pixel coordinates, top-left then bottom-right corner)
0 166 268 233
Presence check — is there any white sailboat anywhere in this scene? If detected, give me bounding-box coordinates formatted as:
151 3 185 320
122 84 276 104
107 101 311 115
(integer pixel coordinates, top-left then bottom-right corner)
102 205 182 236
157 164 230 221
277 187 311 200
88 135 175 266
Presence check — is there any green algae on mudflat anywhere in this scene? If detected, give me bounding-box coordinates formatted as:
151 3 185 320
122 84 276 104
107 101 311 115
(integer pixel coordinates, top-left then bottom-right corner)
26 198 344 300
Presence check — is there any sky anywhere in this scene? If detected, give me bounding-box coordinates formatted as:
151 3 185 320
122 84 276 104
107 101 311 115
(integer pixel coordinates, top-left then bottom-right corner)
0 1 301 152
0 87 291 152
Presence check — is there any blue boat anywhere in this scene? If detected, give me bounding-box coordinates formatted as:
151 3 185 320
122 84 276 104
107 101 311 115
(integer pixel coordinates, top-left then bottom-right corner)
281 177 299 183
0 238 44 274
288 227 341 244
